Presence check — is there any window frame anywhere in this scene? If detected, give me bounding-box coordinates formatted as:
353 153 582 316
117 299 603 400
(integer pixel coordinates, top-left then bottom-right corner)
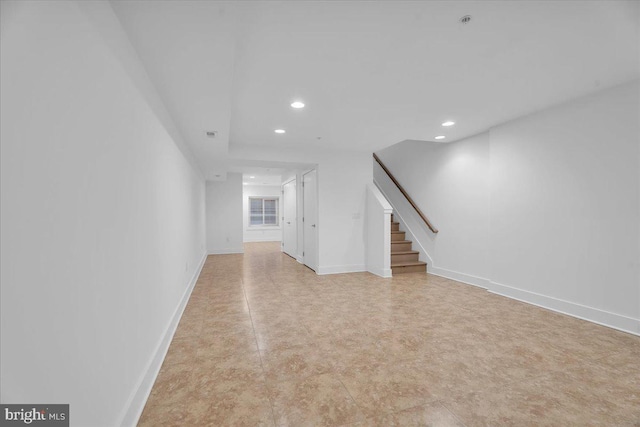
248 196 280 227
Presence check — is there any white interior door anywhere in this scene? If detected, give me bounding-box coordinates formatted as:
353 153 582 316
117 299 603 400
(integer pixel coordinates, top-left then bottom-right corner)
282 179 297 257
303 170 317 271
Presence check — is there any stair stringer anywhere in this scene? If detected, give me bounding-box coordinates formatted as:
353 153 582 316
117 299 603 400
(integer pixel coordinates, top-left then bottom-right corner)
374 178 434 271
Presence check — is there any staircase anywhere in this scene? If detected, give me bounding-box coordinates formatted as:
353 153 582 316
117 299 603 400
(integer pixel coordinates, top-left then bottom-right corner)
390 214 427 274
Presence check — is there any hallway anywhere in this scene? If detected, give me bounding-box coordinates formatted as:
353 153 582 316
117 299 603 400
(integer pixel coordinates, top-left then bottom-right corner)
140 242 640 426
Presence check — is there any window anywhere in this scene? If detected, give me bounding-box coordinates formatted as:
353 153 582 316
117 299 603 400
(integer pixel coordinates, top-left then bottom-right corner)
249 197 279 226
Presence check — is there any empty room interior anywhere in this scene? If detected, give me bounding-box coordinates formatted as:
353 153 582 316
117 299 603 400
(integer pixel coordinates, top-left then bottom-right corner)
1 1 640 426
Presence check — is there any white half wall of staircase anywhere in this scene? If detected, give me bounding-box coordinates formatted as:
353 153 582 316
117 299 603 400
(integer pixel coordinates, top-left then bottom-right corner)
376 80 640 335
365 183 393 278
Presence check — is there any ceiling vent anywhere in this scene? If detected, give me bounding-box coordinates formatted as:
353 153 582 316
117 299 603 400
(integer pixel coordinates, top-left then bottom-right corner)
460 15 472 24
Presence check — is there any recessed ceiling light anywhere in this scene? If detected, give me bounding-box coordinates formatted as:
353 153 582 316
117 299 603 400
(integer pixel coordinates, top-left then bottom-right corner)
291 101 305 109
274 129 286 134
442 121 455 127
249 176 255 178
243 183 248 185
435 135 446 140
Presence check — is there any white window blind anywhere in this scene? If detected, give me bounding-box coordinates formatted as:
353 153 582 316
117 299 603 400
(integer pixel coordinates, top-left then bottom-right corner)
249 197 279 226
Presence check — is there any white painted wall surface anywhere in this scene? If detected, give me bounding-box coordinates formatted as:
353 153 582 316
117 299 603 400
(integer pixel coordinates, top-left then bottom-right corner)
206 174 244 254
243 185 283 242
489 81 639 332
377 81 640 334
365 184 392 278
0 1 206 426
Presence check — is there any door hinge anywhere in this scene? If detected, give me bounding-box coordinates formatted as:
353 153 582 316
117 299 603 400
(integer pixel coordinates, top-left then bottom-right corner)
303 251 305 256
302 217 304 222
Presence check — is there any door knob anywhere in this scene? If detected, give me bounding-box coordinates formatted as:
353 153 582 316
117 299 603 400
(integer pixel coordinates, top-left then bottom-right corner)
287 221 291 224
311 224 316 228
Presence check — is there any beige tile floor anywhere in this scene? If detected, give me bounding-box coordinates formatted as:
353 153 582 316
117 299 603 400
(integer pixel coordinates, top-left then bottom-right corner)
139 242 640 426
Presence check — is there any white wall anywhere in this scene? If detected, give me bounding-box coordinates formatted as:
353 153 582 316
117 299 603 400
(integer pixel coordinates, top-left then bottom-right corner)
489 81 639 333
377 81 640 335
0 1 206 426
206 173 244 253
243 185 283 242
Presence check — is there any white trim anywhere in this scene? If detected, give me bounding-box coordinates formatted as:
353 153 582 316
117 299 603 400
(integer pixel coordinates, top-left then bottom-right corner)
368 267 393 278
282 177 296 186
119 251 207 427
208 248 244 255
428 267 491 289
245 226 281 231
489 281 640 336
243 237 282 243
296 256 304 264
316 264 367 275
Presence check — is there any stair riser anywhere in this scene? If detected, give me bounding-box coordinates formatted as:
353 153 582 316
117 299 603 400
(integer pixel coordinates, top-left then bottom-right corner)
391 253 420 263
391 232 406 241
391 222 399 231
391 242 412 252
393 264 427 274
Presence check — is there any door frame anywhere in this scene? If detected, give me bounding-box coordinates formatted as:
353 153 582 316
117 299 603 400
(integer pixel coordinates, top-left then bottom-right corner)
281 177 297 257
302 168 318 272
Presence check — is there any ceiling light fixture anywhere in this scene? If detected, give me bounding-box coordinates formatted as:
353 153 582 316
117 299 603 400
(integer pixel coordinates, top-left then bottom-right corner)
249 176 255 179
274 129 286 134
291 101 305 109
442 121 455 127
435 135 446 140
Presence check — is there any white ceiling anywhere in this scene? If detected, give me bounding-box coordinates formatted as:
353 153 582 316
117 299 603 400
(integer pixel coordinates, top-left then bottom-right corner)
111 0 639 179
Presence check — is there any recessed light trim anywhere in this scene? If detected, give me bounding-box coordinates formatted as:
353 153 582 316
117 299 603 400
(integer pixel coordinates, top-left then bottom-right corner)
290 101 305 109
435 135 446 140
274 129 286 134
249 176 255 179
442 121 455 127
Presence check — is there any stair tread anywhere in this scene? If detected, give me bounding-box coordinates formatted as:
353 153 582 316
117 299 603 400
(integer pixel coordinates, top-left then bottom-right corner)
390 240 412 244
391 261 427 267
391 231 405 234
391 250 419 255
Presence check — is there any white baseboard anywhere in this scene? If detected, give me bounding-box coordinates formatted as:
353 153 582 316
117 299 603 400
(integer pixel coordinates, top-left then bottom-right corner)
367 266 392 278
296 256 304 264
429 267 490 289
208 248 244 255
489 281 640 337
243 238 282 243
119 252 207 427
317 264 367 275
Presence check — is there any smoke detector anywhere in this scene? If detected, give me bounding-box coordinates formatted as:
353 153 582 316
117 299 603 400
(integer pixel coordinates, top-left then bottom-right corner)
460 15 472 24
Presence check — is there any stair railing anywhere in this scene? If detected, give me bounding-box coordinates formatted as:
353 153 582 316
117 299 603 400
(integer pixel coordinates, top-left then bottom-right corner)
373 153 439 234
